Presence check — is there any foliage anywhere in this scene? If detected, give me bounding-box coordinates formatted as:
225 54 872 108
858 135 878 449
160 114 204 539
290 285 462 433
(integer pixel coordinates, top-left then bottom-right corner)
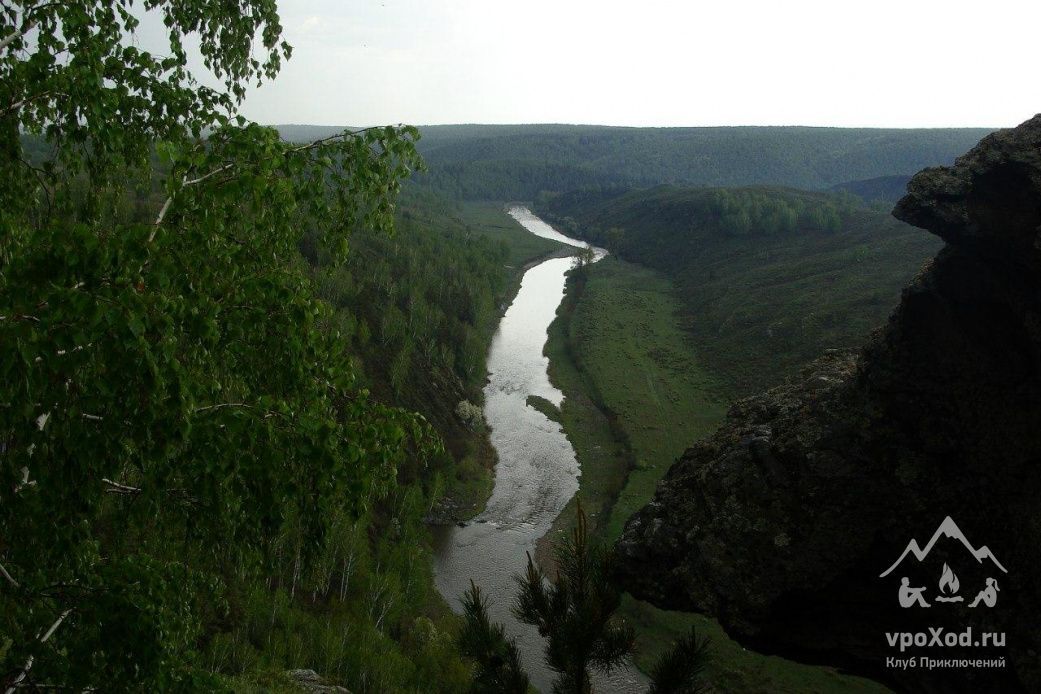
513 504 636 694
461 501 710 692
525 394 562 425
0 1 437 689
208 490 472 693
416 160 634 201
538 186 860 244
829 174 913 205
570 246 598 280
313 189 509 398
455 401 485 432
458 580 530 694
647 627 711 694
704 188 849 235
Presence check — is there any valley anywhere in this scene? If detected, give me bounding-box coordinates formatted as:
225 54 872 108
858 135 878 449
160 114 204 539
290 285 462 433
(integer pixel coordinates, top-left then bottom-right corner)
431 208 648 693
529 218 895 693
4 8 1031 687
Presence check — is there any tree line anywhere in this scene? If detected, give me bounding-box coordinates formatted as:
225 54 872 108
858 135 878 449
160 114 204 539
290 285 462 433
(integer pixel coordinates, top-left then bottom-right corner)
408 125 990 200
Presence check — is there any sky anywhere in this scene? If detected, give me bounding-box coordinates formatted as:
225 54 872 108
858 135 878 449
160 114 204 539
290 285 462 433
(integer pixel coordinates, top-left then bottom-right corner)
153 0 1039 128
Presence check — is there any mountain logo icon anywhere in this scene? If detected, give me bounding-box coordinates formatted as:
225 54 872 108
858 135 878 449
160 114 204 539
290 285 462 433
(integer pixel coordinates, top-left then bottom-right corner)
880 516 1008 578
882 516 1007 609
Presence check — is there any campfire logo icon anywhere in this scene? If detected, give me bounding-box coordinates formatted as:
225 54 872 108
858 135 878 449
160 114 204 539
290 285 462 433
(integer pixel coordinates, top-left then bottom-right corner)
880 516 1007 609
935 563 963 603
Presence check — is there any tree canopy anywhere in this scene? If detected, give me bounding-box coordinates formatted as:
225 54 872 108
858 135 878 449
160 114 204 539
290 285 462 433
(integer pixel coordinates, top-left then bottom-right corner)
1 1 428 689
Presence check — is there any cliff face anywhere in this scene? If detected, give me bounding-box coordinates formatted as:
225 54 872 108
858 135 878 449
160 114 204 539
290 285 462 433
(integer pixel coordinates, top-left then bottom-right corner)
614 116 1041 692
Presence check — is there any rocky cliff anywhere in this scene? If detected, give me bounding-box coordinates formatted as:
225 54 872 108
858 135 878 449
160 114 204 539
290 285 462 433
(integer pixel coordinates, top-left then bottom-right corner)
615 116 1041 692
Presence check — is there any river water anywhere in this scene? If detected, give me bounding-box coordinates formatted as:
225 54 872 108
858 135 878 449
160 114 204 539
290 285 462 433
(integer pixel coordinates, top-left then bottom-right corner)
432 207 645 693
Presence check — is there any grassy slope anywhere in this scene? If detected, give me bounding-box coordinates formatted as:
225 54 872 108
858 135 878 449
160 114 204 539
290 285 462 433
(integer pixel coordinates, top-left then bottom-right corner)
457 201 564 269
543 258 889 693
546 260 727 540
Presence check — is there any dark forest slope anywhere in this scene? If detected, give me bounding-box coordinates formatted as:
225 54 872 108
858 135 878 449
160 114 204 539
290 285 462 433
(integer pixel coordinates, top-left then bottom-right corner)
829 174 913 203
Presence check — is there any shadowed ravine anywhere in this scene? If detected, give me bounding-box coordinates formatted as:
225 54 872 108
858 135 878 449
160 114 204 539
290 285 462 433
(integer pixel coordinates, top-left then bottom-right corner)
432 208 645 693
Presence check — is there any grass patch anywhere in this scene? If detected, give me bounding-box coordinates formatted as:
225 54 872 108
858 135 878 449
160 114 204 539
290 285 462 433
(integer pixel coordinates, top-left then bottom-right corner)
543 257 889 693
623 597 888 694
525 394 562 424
547 258 727 538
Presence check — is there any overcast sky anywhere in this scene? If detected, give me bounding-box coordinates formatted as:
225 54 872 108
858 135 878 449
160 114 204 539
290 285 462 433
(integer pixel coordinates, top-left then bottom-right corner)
175 0 1038 128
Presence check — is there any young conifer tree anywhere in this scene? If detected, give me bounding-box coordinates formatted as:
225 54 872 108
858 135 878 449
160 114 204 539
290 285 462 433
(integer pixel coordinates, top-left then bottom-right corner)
513 503 636 694
458 579 530 694
647 626 711 694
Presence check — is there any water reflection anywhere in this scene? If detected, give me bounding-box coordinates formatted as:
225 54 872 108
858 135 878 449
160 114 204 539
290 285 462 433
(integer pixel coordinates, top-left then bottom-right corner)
432 209 643 693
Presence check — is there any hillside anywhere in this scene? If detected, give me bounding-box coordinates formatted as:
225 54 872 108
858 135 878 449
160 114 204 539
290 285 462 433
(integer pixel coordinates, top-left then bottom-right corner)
536 186 942 395
310 192 562 519
830 174 914 203
542 258 889 693
614 113 1041 694
278 124 991 200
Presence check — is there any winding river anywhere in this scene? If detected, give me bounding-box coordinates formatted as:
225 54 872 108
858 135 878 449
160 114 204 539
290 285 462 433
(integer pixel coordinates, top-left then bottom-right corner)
432 207 645 693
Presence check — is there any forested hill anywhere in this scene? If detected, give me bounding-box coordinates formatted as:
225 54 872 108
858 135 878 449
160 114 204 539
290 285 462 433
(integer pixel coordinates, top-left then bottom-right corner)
307 192 561 521
277 123 991 199
536 186 942 394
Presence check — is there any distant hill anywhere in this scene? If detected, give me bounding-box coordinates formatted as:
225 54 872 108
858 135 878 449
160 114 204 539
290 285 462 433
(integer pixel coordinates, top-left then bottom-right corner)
276 123 992 199
829 174 913 203
535 185 941 394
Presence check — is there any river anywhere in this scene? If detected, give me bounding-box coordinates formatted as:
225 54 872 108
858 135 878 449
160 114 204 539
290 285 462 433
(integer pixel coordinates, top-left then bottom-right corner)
432 207 646 693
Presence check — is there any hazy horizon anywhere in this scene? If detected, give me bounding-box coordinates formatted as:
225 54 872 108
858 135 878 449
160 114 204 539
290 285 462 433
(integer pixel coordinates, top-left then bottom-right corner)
129 0 1038 131
271 120 1005 130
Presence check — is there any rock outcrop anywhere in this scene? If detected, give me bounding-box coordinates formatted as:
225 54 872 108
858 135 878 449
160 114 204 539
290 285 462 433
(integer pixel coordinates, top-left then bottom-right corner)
615 115 1041 692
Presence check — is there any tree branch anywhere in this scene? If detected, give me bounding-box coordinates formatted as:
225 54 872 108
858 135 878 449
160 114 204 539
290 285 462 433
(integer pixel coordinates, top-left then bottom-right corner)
147 124 400 242
4 608 72 694
0 561 20 589
192 402 290 422
287 125 384 154
149 189 178 241
183 162 234 187
101 478 140 495
0 19 36 53
3 90 53 117
101 478 199 504
193 402 251 413
147 124 393 241
149 160 233 241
